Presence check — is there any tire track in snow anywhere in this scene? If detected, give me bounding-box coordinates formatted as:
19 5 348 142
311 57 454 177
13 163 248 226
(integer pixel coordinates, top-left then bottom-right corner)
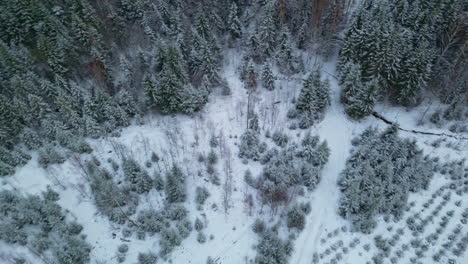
292 68 353 264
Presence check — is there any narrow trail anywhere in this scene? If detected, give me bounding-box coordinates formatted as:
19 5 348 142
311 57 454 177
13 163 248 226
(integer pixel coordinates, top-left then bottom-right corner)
372 112 468 140
291 66 353 264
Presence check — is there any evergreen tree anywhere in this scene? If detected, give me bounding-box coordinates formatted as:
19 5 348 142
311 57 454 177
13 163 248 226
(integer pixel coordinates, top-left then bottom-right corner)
294 69 330 128
226 3 242 41
165 165 186 203
256 6 277 61
276 27 302 75
261 62 275 91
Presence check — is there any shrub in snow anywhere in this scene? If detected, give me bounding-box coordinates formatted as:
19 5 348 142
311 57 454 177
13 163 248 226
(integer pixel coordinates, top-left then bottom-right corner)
122 158 153 194
42 186 60 201
255 133 329 207
66 222 83 235
122 228 132 238
244 169 256 187
197 232 207 243
151 152 160 163
338 126 433 233
54 236 91 264
68 139 93 154
207 256 215 264
118 244 129 253
138 252 158 264
287 205 306 230
207 150 218 164
159 227 182 256
38 145 65 168
194 218 204 231
176 221 192 240
136 209 165 234
238 130 262 161
165 165 186 203
145 160 152 168
0 190 92 264
254 229 292 264
195 186 210 206
87 163 138 223
252 219 266 234
209 135 219 148
164 204 188 221
272 131 289 147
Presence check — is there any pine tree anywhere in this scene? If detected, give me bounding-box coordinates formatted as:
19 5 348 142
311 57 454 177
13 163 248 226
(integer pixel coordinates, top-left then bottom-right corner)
150 45 188 113
256 6 277 61
226 3 242 41
296 70 330 114
276 27 302 75
165 165 186 203
261 63 275 91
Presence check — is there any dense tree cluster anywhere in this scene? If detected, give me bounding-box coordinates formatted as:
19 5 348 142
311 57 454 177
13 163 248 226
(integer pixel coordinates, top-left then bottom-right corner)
0 189 91 264
338 126 433 233
254 228 293 264
0 0 233 176
251 133 329 208
338 0 467 117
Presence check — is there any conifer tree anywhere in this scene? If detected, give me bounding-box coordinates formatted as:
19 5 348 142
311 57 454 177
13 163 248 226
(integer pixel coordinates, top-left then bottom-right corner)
261 63 275 91
294 69 330 128
256 6 277 61
165 165 187 203
227 3 242 41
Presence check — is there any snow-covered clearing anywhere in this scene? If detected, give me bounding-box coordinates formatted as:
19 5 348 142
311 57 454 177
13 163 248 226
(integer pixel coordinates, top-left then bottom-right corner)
1 52 467 264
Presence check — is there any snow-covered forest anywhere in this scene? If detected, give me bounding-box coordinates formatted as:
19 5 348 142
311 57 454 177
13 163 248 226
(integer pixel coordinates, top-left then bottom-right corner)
0 0 467 263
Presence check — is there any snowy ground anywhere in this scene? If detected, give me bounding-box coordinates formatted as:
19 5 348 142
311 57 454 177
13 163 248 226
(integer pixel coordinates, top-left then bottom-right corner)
1 52 467 264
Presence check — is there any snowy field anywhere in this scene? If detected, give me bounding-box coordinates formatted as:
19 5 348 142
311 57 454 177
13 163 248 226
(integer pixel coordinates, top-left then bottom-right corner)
1 53 467 264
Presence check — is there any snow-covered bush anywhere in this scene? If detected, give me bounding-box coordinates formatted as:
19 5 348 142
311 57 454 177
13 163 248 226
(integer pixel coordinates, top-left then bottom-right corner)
87 162 138 223
252 219 266 234
159 227 182 256
272 131 289 147
197 232 207 243
0 190 91 264
287 205 306 230
122 158 153 194
38 145 65 168
238 130 263 161
194 218 204 231
207 149 218 164
176 218 193 239
255 133 329 207
338 126 433 233
195 186 210 206
138 251 158 264
164 204 188 221
254 229 293 264
136 209 165 234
